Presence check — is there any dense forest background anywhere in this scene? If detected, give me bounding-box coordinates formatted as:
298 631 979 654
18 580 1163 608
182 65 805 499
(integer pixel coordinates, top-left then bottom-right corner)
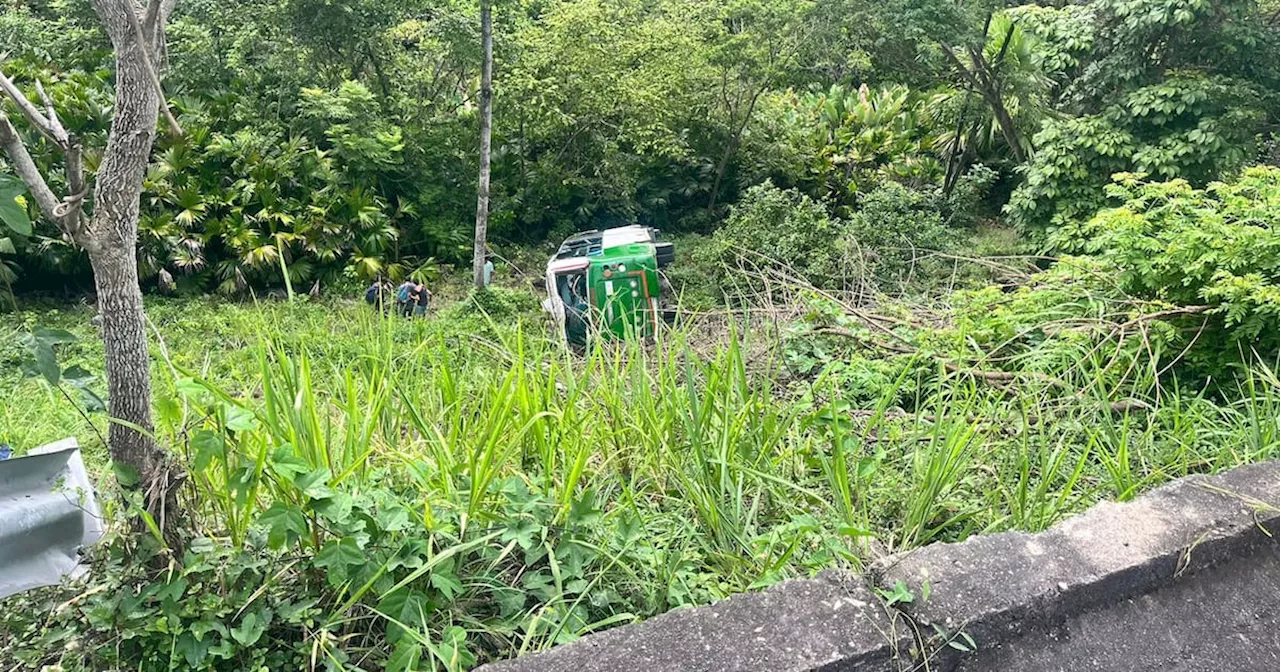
8 3 1280 670
4 0 1278 295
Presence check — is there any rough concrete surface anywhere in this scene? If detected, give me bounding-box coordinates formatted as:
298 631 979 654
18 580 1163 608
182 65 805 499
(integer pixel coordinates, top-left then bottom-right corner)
962 543 1280 671
479 571 906 672
877 460 1280 659
481 461 1280 672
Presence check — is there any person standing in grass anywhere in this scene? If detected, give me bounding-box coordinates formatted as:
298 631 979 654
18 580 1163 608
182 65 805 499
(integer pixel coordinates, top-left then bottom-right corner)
366 279 391 313
413 283 432 318
482 255 495 288
395 280 416 317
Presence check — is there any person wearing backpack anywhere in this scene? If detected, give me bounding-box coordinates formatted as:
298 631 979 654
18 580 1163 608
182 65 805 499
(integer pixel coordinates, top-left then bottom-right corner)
395 280 415 317
365 280 390 313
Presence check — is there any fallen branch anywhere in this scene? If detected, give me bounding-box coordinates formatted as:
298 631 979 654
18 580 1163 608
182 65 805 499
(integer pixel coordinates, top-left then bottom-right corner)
1114 305 1212 332
1109 399 1152 414
810 327 915 354
943 362 1068 390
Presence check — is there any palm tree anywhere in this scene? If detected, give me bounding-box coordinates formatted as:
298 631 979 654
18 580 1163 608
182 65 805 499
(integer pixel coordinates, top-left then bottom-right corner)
932 12 1053 192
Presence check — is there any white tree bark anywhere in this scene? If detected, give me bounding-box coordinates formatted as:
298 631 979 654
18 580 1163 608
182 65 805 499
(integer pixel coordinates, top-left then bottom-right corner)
472 0 493 291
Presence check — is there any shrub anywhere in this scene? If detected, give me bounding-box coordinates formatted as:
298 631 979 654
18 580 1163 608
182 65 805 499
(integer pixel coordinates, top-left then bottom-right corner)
846 181 951 286
1051 167 1280 359
432 286 545 340
705 181 954 296
2 535 326 671
662 233 722 312
944 164 998 229
707 181 848 288
463 286 544 321
1008 75 1265 232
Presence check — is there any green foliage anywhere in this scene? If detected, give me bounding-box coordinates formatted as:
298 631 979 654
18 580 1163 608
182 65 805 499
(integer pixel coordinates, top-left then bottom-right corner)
1005 4 1097 82
13 326 106 412
1008 0 1279 230
300 82 406 176
1009 74 1264 230
0 175 32 237
705 181 846 288
704 180 958 295
2 0 1278 290
6 274 1280 667
1007 115 1138 227
772 84 943 207
660 233 723 312
3 0 863 288
912 171 1280 388
140 115 402 293
0 176 30 289
1 302 869 669
846 181 952 282
1053 167 1280 353
877 580 916 607
6 0 1280 664
3 536 327 670
927 12 1054 165
1066 0 1279 110
435 285 545 338
945 164 998 229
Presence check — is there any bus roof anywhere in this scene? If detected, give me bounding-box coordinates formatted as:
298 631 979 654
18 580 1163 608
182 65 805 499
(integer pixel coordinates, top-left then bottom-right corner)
548 257 590 273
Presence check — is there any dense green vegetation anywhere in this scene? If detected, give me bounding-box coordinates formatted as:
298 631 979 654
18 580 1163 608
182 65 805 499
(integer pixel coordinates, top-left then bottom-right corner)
4 0 1276 292
4 0 1280 670
6 278 1280 670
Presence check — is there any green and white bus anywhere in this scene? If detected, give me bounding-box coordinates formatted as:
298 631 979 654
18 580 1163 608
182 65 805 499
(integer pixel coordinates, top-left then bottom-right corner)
543 225 674 346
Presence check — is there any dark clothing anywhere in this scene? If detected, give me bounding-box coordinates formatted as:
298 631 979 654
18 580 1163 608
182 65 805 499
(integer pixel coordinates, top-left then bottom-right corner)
412 286 430 317
366 283 392 313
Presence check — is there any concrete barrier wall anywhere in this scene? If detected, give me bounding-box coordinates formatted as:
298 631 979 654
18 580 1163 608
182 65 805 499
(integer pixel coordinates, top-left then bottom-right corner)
480 460 1280 671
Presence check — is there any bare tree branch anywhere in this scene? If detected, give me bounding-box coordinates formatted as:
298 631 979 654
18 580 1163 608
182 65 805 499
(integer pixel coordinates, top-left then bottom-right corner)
142 0 162 42
0 110 69 226
0 63 89 232
59 140 88 238
142 0 178 45
66 140 86 199
32 80 72 149
0 67 68 147
124 0 182 137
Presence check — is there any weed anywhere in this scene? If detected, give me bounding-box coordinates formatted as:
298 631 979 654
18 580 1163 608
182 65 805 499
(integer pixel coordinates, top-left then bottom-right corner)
3 290 1280 669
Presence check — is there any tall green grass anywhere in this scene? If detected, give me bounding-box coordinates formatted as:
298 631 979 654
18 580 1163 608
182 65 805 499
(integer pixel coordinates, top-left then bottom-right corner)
7 297 1280 668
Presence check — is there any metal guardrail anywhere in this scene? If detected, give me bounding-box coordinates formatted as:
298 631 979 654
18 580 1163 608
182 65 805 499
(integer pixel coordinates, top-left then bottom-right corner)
0 438 103 598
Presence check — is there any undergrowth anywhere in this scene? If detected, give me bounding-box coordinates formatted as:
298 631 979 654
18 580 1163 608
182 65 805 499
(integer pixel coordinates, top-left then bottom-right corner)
3 279 1280 670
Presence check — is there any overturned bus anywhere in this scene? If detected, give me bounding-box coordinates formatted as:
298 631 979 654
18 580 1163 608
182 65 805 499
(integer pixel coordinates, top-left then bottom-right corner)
542 225 675 346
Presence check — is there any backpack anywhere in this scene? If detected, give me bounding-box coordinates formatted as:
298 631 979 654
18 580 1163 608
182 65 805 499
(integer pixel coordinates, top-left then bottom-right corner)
396 283 412 302
365 284 379 303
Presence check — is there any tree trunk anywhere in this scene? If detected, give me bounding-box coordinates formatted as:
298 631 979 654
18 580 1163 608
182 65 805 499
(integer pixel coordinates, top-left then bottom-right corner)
706 82 766 214
940 42 1028 165
90 0 180 536
473 0 493 291
90 245 166 482
983 88 1026 164
3 0 181 541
